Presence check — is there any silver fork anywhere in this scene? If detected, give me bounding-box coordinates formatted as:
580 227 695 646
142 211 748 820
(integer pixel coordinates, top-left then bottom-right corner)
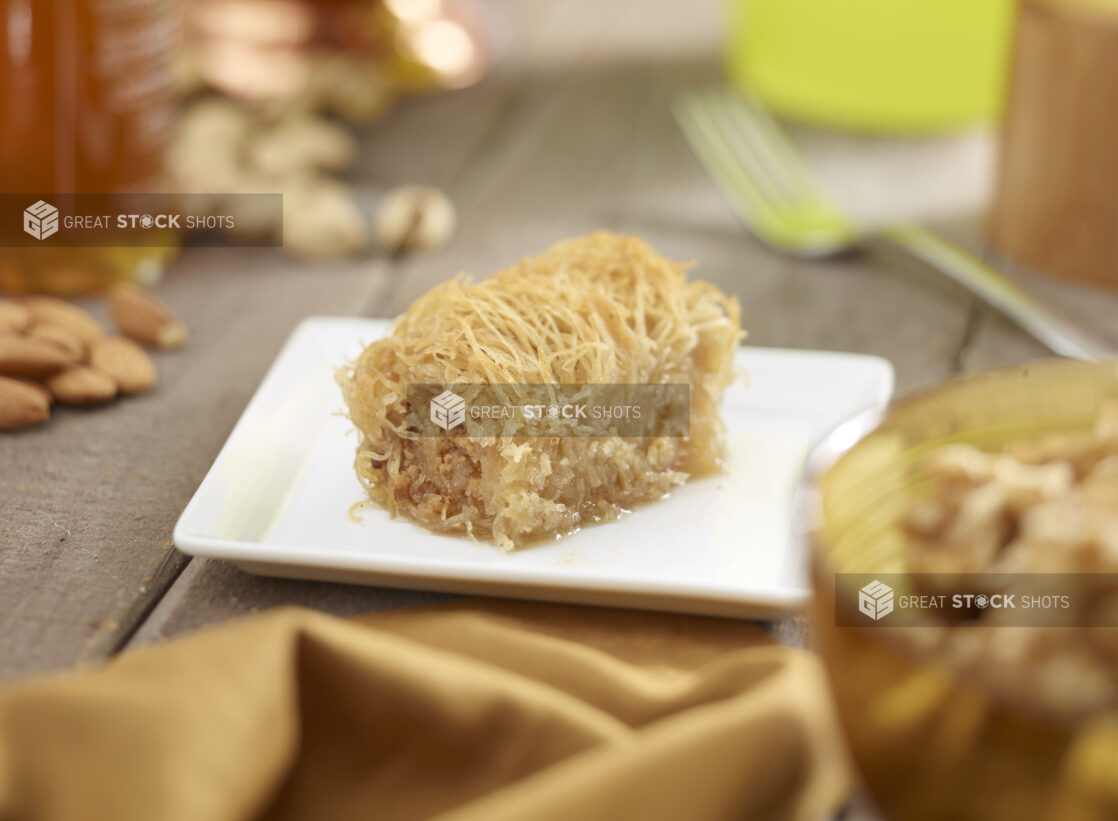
672 86 1112 361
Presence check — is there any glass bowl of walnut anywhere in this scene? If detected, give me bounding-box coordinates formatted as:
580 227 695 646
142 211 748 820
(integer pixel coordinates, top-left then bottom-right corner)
803 358 1118 821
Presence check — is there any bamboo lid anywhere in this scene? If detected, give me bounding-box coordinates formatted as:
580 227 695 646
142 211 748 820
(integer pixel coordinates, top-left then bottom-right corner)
987 0 1118 290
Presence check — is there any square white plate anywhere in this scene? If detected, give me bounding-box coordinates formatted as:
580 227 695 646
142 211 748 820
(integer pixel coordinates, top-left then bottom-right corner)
174 317 893 619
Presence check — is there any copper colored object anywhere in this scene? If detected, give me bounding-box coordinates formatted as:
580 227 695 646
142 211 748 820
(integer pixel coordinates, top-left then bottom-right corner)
0 0 180 294
988 0 1118 291
184 0 487 109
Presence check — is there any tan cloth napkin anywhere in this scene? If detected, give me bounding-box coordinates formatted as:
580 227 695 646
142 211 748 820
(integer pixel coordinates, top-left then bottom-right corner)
0 600 852 821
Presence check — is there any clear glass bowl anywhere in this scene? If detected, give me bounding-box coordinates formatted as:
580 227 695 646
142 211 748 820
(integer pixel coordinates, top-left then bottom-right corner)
804 358 1118 820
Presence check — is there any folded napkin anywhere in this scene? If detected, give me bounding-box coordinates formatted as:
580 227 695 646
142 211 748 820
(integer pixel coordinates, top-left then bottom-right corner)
0 600 852 821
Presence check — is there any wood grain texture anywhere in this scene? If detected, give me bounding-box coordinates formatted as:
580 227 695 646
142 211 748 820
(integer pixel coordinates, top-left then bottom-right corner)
3 3 601 677
125 0 1008 649
5 0 1115 682
129 0 687 645
0 252 388 678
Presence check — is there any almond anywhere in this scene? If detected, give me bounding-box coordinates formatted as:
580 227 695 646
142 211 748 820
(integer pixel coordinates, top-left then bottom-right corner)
27 323 86 359
16 379 53 405
0 333 80 377
108 283 188 349
0 375 50 430
89 336 157 394
46 365 117 406
21 296 105 346
0 300 31 333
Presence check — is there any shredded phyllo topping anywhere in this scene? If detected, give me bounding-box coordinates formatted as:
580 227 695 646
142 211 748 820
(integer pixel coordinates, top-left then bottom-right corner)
337 231 744 549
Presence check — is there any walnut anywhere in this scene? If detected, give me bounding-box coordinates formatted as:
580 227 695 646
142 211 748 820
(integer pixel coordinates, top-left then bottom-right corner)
900 400 1118 714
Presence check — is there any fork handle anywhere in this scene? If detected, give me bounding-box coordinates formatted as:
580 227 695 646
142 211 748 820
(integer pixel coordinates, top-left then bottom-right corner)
877 223 1113 362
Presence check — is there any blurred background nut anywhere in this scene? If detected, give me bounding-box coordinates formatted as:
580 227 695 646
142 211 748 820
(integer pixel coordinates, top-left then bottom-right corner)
0 376 51 430
162 0 481 261
1007 430 1106 477
306 54 396 122
108 284 190 350
168 98 256 195
20 297 105 347
16 380 52 406
375 185 457 253
89 338 158 395
925 444 995 485
283 179 369 257
944 482 1011 559
250 114 358 177
46 367 118 407
1018 500 1091 547
1091 455 1118 479
1083 462 1118 508
992 456 1075 509
0 301 31 334
902 500 952 540
0 335 80 378
27 324 86 360
1098 401 1118 443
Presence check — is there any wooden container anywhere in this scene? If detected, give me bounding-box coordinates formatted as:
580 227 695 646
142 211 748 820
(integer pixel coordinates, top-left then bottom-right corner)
988 0 1118 291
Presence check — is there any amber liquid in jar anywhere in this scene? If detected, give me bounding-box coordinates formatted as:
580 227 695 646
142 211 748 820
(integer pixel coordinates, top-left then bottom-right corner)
0 0 178 295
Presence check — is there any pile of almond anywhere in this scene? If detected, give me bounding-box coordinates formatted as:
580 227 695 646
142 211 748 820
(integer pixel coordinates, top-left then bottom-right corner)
0 284 188 431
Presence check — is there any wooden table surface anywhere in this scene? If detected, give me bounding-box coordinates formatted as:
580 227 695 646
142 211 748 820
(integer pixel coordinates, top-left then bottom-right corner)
3 0 1118 681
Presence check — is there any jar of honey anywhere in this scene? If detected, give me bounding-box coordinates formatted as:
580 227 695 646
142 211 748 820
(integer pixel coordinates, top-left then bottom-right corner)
0 0 179 295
